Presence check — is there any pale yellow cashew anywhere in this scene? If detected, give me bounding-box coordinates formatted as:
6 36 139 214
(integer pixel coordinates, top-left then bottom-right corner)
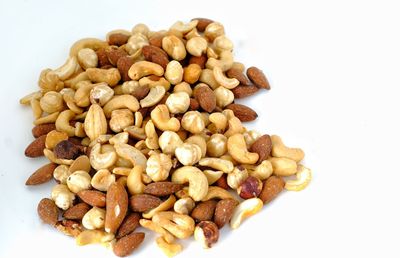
227 134 259 164
170 20 198 34
20 91 42 105
152 211 195 239
173 197 195 215
249 160 273 180
89 143 117 170
201 186 235 201
230 197 263 229
103 95 140 118
128 61 164 80
55 110 76 137
91 169 116 191
139 219 175 244
198 158 234 173
224 117 245 137
75 230 114 246
44 149 74 165
143 195 176 219
86 68 121 87
156 236 182 257
74 81 96 107
127 165 145 195
69 38 108 57
64 71 89 89
206 50 234 72
185 135 207 158
203 170 224 185
61 88 83 114
114 143 147 169
151 105 181 132
140 85 166 108
213 66 239 89
269 157 298 176
145 120 160 150
271 135 305 162
284 164 312 191
53 56 79 81
171 166 208 201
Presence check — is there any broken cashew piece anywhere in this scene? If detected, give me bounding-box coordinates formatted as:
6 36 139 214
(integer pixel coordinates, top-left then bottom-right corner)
127 165 145 195
53 56 79 81
230 197 263 229
213 66 239 89
271 135 305 162
143 195 176 219
55 110 76 137
201 186 235 201
139 219 175 244
269 157 298 176
152 211 195 239
284 164 312 191
171 166 208 201
75 229 114 246
228 134 259 164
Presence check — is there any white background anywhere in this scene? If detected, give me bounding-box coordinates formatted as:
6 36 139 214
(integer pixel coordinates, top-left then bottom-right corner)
1 0 399 257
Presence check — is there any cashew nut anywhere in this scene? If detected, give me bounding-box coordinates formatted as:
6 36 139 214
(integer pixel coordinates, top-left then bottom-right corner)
140 219 175 244
162 35 187 61
143 195 176 219
109 132 129 145
43 148 74 165
227 134 259 164
198 158 234 173
75 229 114 246
74 81 96 107
69 38 108 57
125 32 148 55
208 112 228 133
204 22 225 41
139 76 171 91
174 197 195 215
124 125 146 140
249 160 273 180
206 50 234 72
86 68 121 86
140 85 166 108
156 237 182 257
89 83 114 106
78 48 98 70
109 109 134 133
152 211 195 239
203 170 224 185
214 35 234 53
55 110 76 136
170 20 198 34
269 157 298 176
230 197 263 229
38 69 64 92
173 82 193 96
144 120 159 150
213 66 239 89
89 143 118 170
151 104 181 132
128 61 164 80
91 169 116 191
39 91 64 114
185 135 207 158
127 165 145 195
284 164 312 191
146 152 172 182
20 91 42 105
243 130 262 148
53 56 79 81
201 186 235 201
114 143 147 168
103 95 140 118
199 69 219 90
158 131 183 155
271 135 305 162
171 167 207 202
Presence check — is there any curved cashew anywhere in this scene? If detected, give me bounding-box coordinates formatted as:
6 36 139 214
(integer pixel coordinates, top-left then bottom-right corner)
206 50 234 72
152 211 195 239
103 95 140 118
208 112 228 133
70 38 108 57
20 91 42 105
224 117 245 137
171 166 208 201
227 134 259 164
271 135 305 162
170 20 198 34
151 104 180 132
88 134 112 147
213 66 239 89
128 61 164 80
203 170 224 185
174 197 195 215
114 143 147 168
214 35 234 52
269 157 298 176
143 195 176 219
86 68 121 86
140 219 175 244
199 69 219 90
124 125 146 140
77 48 98 70
75 229 114 246
61 88 83 114
284 164 312 191
64 71 89 89
90 143 117 170
202 186 235 201
127 165 145 195
91 169 116 191
230 197 263 229
74 81 96 107
109 132 129 145
145 120 159 150
156 236 182 257
140 85 166 108
249 160 273 180
55 110 76 136
53 56 79 81
198 158 234 173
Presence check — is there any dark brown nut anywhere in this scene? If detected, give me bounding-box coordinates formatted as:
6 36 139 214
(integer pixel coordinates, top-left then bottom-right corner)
96 48 111 67
117 56 134 82
142 45 169 69
108 33 130 46
226 68 251 86
77 190 106 207
32 123 56 138
129 194 162 212
214 198 238 228
214 174 229 190
138 107 149 118
194 84 216 113
189 98 200 110
194 221 219 248
54 140 81 159
25 135 46 157
113 232 145 257
192 18 214 32
132 85 150 100
259 176 285 204
247 66 270 89
116 213 141 239
55 219 83 237
237 176 262 199
149 34 164 48
37 198 59 226
106 47 128 66
250 134 272 162
226 103 258 122
191 200 217 222
189 54 207 69
63 203 91 220
143 182 184 196
231 85 259 98
26 163 57 185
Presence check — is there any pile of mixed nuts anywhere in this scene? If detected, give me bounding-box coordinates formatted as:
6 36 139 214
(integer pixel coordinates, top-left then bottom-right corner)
21 18 312 257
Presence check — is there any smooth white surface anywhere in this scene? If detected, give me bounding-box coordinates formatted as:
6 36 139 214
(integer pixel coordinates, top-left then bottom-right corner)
1 0 399 257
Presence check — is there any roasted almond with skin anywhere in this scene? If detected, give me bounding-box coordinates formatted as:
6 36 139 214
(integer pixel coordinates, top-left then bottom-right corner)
142 45 169 69
25 135 46 157
113 232 145 257
226 103 258 122
129 194 162 212
116 213 141 239
96 48 112 67
105 183 128 234
26 163 57 185
194 85 216 113
189 54 207 69
191 200 218 222
192 18 214 32
226 68 251 86
231 85 259 98
131 85 150 100
259 176 285 204
247 66 270 89
37 198 59 226
214 198 238 228
149 34 164 48
143 182 184 197
108 33 130 46
77 190 106 207
117 56 134 82
32 123 56 138
63 203 91 220
250 134 272 162
106 47 128 66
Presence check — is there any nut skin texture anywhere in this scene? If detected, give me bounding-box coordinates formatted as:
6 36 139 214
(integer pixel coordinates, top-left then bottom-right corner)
129 194 163 212
96 48 112 67
25 135 46 157
142 45 169 69
37 198 59 226
237 176 263 199
117 56 135 82
214 198 238 228
194 85 216 113
105 183 129 234
26 163 57 185
194 221 219 249
226 68 251 86
77 190 106 207
231 85 259 98
144 182 184 197
116 213 141 239
191 200 218 222
214 175 229 190
259 176 285 204
189 54 207 69
247 66 270 89
32 123 56 138
113 232 145 257
250 134 272 162
108 33 130 46
63 203 91 220
106 47 128 66
193 18 214 32
226 104 258 122
54 140 81 160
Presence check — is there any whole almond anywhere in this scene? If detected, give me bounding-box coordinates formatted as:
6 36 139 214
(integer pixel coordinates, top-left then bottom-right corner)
214 198 238 228
108 33 130 46
189 54 207 69
259 176 285 204
32 123 56 138
25 135 46 157
106 47 128 66
131 85 150 100
105 183 128 234
191 200 218 222
143 182 184 197
117 56 134 82
77 190 106 207
250 134 272 162
84 104 108 142
63 203 91 220
247 66 270 89
142 45 169 69
226 68 251 86
129 194 162 212
215 174 229 190
116 213 141 239
231 85 259 98
149 34 164 48
37 198 59 226
113 232 145 257
96 48 112 67
194 85 216 113
26 163 57 185
192 18 214 32
189 98 200 111
226 103 258 122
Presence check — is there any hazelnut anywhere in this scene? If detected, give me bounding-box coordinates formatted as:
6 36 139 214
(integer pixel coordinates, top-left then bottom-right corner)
237 176 262 199
194 221 219 249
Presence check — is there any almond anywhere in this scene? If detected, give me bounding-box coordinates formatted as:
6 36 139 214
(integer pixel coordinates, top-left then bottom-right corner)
105 183 128 234
77 190 106 207
149 34 164 48
113 232 145 257
231 85 259 98
108 33 130 46
106 47 128 66
63 203 91 220
143 182 184 197
192 17 214 32
194 85 216 113
247 66 270 89
96 48 112 67
250 134 272 162
25 135 46 157
214 198 238 228
129 194 162 212
189 54 207 69
131 85 150 100
32 123 56 138
117 56 134 82
116 213 141 239
226 103 258 122
142 45 169 69
26 163 57 185
259 176 285 204
191 200 218 222
226 68 251 86
37 198 59 226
